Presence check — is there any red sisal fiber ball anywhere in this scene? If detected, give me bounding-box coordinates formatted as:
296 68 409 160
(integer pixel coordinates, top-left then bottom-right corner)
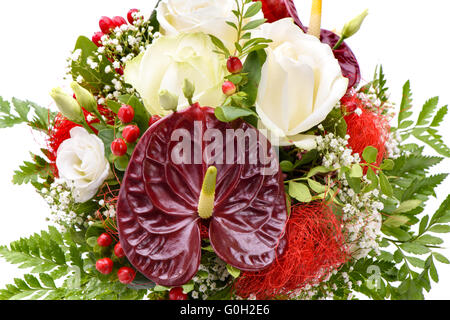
341 92 391 168
234 202 348 300
47 114 81 177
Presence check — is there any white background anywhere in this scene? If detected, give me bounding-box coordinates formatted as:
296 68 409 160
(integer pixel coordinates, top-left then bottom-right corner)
0 0 449 299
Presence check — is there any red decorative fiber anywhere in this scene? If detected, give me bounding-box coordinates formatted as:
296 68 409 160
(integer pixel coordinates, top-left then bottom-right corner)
47 114 81 177
234 202 348 300
341 92 391 168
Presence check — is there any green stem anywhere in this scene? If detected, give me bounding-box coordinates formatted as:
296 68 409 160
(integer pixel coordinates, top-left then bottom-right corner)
332 36 346 50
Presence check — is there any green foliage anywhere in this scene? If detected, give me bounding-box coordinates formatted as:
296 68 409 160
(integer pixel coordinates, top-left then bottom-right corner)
0 226 146 300
393 81 450 157
12 153 53 186
0 96 56 132
322 107 348 138
70 36 115 95
211 0 270 59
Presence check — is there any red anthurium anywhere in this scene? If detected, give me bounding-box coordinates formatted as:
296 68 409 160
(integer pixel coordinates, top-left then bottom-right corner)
255 0 361 89
117 104 287 286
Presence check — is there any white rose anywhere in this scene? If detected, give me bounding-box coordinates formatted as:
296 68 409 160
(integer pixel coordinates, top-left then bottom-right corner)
156 0 237 50
56 127 111 203
255 18 348 150
124 32 227 116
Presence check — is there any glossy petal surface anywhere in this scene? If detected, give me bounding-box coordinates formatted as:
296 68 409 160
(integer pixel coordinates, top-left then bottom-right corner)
257 0 361 89
117 105 287 286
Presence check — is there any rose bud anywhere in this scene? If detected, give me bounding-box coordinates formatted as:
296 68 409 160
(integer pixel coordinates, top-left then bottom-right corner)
99 16 115 34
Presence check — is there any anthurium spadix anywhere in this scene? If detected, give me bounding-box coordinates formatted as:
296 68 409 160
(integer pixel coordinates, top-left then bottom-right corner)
117 104 288 286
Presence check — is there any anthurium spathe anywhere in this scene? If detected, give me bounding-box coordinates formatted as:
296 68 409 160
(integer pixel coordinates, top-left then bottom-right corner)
117 104 287 286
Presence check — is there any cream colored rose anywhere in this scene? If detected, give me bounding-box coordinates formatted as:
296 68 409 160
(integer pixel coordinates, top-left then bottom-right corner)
56 127 111 203
124 32 227 116
156 0 237 50
255 18 348 150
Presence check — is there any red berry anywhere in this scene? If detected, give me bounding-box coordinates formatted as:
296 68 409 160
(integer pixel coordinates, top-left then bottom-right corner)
122 125 140 144
222 81 237 96
99 16 115 34
97 233 112 247
169 287 188 300
96 258 113 275
148 115 161 126
111 139 127 157
227 56 243 74
127 9 140 24
117 267 136 284
118 104 135 123
92 32 104 47
114 242 125 258
112 16 127 28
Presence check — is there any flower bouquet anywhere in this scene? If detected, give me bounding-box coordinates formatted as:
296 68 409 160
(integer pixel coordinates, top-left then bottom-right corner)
1 0 449 301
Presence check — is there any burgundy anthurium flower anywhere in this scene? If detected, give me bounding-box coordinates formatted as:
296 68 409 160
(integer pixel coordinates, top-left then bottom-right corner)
256 0 361 89
117 104 287 286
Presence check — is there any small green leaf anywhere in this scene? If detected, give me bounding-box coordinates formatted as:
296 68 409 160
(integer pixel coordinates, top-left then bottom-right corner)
280 161 294 173
114 155 130 172
226 265 241 279
182 281 195 294
380 159 395 171
244 1 262 18
406 256 425 268
214 106 256 122
349 164 363 178
400 243 430 255
393 200 422 214
429 258 439 282
419 216 429 235
362 146 378 164
288 182 312 203
429 225 450 233
433 252 450 264
307 179 327 193
379 172 393 197
307 166 332 178
384 215 409 228
242 19 266 31
416 235 443 245
209 34 230 56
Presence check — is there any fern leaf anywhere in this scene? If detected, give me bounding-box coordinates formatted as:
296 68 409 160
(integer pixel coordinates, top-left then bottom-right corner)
430 106 448 127
398 80 413 126
416 97 439 126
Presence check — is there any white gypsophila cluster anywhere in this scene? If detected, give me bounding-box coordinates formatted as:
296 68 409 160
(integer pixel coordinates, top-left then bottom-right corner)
92 199 116 226
316 130 361 169
42 179 92 231
189 256 230 300
316 131 383 260
339 175 384 260
65 11 154 105
385 130 402 159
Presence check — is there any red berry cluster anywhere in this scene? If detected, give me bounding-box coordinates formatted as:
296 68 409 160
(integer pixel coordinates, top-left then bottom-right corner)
95 233 136 285
111 104 141 157
92 9 140 47
222 56 243 96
